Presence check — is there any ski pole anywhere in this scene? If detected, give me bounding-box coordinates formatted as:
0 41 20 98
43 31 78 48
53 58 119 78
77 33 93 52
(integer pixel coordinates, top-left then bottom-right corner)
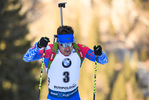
38 47 45 100
53 35 57 44
58 2 66 26
93 51 98 100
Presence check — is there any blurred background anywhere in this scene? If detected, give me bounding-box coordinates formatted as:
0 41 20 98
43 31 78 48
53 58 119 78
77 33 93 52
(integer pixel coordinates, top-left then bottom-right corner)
0 0 149 100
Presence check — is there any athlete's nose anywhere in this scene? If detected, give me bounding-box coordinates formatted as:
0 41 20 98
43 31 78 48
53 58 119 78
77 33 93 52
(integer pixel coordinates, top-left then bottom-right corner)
65 47 70 51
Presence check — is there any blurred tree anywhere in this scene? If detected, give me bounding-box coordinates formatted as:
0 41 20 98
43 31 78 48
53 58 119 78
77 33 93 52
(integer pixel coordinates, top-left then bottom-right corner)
122 53 132 82
0 0 41 100
111 73 127 100
130 72 144 100
140 46 148 61
104 53 117 83
131 51 139 71
104 53 119 100
128 51 144 100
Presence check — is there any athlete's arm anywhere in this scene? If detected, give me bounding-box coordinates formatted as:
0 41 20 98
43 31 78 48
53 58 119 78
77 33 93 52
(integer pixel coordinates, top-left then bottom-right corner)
23 43 43 62
85 49 108 64
78 44 108 64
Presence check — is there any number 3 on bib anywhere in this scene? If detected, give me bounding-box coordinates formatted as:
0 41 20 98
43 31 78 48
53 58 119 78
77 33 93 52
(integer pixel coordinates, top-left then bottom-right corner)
63 71 70 83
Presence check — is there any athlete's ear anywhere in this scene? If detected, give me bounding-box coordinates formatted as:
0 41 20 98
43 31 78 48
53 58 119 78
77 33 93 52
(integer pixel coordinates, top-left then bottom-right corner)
57 42 61 49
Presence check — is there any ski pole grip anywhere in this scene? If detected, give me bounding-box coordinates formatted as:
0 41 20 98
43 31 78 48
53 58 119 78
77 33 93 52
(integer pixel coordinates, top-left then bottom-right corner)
93 45 98 61
54 35 57 38
93 45 98 56
53 35 57 44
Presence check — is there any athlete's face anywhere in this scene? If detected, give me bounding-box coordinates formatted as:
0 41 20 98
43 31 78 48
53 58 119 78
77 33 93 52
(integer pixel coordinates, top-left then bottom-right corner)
58 43 73 56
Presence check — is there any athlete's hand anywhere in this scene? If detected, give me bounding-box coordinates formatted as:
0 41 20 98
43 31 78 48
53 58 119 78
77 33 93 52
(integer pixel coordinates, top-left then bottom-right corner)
93 45 102 56
37 37 50 48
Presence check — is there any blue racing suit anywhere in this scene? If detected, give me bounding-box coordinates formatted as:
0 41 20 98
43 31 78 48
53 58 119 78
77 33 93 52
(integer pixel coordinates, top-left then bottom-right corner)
23 43 108 100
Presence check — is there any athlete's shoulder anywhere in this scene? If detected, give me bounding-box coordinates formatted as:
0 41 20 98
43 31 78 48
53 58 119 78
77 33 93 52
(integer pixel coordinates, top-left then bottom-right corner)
44 44 53 53
75 43 90 58
47 44 53 50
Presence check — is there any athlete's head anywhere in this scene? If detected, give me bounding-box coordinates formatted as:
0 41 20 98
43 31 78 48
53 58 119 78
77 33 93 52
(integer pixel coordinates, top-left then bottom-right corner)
57 25 74 35
57 25 74 56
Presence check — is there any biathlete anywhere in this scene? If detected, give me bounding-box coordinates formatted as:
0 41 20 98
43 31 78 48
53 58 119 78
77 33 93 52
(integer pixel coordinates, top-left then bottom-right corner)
23 25 108 100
